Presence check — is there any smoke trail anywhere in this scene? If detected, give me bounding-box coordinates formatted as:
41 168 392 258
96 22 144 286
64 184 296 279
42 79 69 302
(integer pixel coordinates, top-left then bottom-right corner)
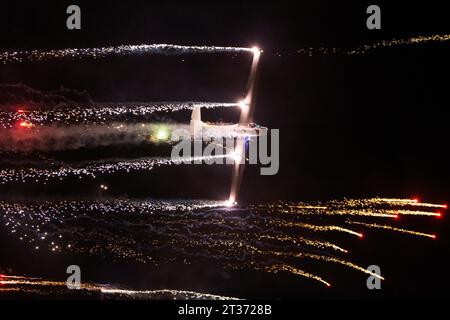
0 44 254 64
0 83 92 109
0 122 187 151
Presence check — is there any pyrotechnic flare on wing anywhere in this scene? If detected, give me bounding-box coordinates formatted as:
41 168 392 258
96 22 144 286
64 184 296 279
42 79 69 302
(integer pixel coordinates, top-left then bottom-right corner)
229 47 262 204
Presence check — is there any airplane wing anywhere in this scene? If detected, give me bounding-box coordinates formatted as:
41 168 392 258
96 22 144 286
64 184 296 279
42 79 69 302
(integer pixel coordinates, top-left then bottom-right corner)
229 48 261 204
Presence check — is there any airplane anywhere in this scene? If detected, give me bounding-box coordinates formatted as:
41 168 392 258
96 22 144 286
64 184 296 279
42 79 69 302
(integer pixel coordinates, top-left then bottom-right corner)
189 104 267 140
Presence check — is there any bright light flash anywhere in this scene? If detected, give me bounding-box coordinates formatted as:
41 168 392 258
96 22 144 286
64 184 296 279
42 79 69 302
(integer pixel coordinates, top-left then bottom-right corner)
252 46 261 55
228 151 243 163
238 99 249 111
224 200 236 207
19 121 34 128
156 127 169 140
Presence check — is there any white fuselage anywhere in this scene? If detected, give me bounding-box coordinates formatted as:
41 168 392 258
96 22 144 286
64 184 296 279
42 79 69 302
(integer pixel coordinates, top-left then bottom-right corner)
189 106 267 140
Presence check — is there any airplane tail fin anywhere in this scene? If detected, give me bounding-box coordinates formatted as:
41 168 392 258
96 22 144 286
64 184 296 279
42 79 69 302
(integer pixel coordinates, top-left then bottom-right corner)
190 105 203 139
191 105 201 122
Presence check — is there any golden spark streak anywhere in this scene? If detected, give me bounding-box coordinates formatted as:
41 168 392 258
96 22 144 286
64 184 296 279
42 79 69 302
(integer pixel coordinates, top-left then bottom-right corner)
0 275 240 299
256 264 331 287
257 234 348 253
346 221 436 239
272 220 363 237
283 207 396 218
265 250 384 280
369 198 417 204
368 198 445 209
394 210 441 217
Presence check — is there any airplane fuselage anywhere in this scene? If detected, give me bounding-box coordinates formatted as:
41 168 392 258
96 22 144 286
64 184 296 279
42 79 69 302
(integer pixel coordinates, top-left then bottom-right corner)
190 105 267 140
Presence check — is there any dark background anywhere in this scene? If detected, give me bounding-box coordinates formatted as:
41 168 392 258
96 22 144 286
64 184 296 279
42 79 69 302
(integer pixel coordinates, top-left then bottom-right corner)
0 0 449 298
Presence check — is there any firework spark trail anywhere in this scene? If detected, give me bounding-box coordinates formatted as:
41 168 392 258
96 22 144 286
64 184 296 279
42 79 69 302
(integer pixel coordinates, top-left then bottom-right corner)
0 200 338 288
256 234 348 253
294 34 450 56
202 239 380 281
99 288 240 300
0 199 229 252
111 214 349 254
2 34 447 64
345 34 450 55
0 102 239 128
171 238 334 286
253 198 445 218
0 275 240 299
0 199 225 220
129 216 349 254
185 237 377 283
0 198 443 289
346 221 436 239
0 44 254 64
394 210 441 217
0 155 227 185
333 198 446 210
368 198 418 204
271 220 364 237
137 211 353 251
335 198 444 217
257 264 331 287
300 253 384 280
273 206 396 218
367 197 447 209
168 230 348 256
0 199 349 255
264 249 384 280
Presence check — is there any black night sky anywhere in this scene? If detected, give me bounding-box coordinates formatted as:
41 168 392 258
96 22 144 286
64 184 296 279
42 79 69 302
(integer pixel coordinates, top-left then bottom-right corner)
0 0 449 300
